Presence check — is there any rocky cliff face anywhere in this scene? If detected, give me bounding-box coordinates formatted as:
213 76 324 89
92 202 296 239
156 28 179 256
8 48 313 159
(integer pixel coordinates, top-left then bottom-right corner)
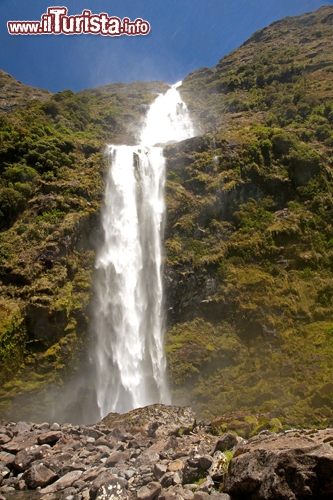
162 5 333 428
1 5 333 429
0 70 51 113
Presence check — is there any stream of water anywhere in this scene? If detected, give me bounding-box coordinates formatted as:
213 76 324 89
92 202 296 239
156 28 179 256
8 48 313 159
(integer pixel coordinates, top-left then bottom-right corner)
94 82 195 418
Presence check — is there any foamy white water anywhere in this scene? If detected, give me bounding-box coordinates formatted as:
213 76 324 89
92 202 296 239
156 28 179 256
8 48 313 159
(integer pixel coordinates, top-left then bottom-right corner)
94 83 195 417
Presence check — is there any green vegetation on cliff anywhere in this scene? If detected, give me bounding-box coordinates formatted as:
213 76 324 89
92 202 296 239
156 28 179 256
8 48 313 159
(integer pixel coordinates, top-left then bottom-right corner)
0 79 169 421
164 5 333 429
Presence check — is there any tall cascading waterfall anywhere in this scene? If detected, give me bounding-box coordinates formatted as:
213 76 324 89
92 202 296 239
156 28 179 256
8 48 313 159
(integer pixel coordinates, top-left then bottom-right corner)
94 82 195 418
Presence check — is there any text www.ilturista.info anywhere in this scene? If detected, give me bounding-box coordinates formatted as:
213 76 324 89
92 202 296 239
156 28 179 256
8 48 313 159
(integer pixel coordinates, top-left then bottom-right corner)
7 7 150 36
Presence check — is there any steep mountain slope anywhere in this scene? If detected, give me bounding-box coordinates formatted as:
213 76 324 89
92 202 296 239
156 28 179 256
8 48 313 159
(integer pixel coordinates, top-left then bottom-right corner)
164 5 333 429
1 5 333 429
0 69 51 113
0 79 169 421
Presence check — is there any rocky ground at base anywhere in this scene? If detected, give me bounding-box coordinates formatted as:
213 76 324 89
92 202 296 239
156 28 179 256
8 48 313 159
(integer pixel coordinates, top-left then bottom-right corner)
0 404 333 500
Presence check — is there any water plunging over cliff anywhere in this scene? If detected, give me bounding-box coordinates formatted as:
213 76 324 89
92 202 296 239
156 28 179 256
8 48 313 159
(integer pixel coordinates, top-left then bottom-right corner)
94 83 195 417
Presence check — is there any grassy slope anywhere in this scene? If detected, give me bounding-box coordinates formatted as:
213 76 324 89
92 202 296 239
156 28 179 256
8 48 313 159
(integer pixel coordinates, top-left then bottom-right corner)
164 5 333 430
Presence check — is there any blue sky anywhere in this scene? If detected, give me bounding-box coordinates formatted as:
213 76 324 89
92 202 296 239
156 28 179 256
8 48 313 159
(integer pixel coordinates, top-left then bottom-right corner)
1 0 332 93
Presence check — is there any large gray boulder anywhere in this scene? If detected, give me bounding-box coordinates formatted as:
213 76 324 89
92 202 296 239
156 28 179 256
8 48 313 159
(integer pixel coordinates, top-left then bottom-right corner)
224 428 333 499
22 463 57 488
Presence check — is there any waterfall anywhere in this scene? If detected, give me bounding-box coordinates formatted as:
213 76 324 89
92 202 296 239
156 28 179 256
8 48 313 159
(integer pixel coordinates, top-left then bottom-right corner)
94 82 195 418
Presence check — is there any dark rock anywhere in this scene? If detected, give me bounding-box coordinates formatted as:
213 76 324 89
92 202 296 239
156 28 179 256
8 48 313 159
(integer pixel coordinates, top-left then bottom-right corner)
224 429 333 499
81 427 105 440
212 434 238 454
182 463 202 485
18 479 27 490
95 436 113 448
80 466 105 482
74 478 88 490
0 466 10 479
198 455 213 470
60 486 77 498
68 427 81 437
22 463 58 488
2 431 37 454
41 469 83 494
148 422 160 438
187 456 200 468
128 439 141 449
182 452 213 485
137 481 161 500
110 428 133 442
37 431 63 445
3 476 18 489
0 435 11 446
141 474 155 486
105 450 131 467
13 445 44 472
159 472 174 488
0 451 15 467
38 452 73 474
101 434 119 449
57 459 87 477
95 445 112 458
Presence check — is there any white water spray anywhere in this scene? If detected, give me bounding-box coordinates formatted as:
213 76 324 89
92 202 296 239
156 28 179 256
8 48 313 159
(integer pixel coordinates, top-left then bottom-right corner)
94 82 195 417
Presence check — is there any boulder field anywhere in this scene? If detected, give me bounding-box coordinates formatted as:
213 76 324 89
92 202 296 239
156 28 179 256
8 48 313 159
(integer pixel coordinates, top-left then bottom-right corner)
0 404 333 500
